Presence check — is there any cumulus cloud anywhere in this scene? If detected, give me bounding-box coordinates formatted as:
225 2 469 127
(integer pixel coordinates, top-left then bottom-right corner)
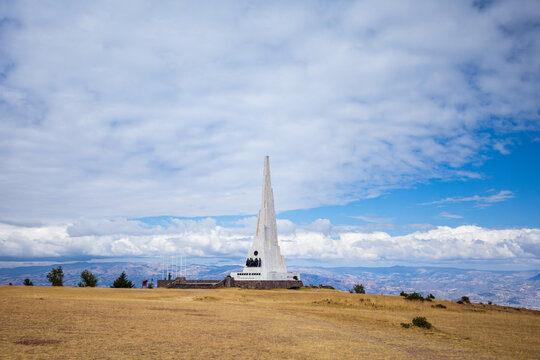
1 219 538 264
0 1 538 222
421 190 514 207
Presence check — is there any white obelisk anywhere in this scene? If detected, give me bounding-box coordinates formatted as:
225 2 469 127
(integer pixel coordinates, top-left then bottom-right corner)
231 156 300 281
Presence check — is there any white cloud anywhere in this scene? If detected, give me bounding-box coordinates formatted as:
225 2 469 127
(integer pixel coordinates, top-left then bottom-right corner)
1 219 538 264
421 190 514 206
440 212 463 219
0 1 538 222
349 215 393 223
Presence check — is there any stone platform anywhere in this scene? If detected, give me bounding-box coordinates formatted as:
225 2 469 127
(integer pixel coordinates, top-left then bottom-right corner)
230 279 303 289
157 276 303 290
157 277 224 289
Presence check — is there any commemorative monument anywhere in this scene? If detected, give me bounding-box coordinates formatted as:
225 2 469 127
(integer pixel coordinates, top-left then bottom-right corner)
158 156 303 289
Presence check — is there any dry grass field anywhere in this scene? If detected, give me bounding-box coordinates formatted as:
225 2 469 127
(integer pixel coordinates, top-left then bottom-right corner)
0 286 539 359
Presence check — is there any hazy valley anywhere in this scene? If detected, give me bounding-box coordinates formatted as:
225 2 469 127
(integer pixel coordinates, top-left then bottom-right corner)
1 261 538 310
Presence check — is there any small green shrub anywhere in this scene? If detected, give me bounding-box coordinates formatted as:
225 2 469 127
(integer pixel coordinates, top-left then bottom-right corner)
412 316 432 329
427 293 435 299
400 291 408 297
405 292 424 301
400 322 411 328
432 304 446 309
352 284 365 294
23 278 33 286
457 296 470 304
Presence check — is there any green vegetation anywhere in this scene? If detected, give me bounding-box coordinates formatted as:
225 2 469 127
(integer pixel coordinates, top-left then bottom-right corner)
404 292 425 301
23 278 33 286
78 269 98 287
401 316 432 329
351 284 366 294
111 272 135 288
412 316 432 329
432 304 446 309
400 291 435 301
46 266 64 286
457 296 471 304
400 292 435 301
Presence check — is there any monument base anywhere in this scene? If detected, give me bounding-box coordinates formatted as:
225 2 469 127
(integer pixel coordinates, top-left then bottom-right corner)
158 277 224 289
226 278 303 289
158 276 303 289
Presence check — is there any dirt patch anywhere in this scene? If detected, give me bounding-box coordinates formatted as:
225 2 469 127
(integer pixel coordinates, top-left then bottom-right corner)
148 307 214 316
148 307 198 312
193 295 220 302
15 339 62 346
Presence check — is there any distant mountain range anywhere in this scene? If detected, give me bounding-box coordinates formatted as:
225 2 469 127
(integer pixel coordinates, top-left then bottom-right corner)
1 262 538 310
528 273 540 281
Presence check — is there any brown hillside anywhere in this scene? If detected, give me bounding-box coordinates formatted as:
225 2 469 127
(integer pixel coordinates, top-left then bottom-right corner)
1 286 538 359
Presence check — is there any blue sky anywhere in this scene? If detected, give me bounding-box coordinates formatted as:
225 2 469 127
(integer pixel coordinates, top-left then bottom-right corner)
281 134 540 230
0 1 539 270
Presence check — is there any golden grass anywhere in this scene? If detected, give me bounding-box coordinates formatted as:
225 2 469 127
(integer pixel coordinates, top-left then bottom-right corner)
0 286 538 359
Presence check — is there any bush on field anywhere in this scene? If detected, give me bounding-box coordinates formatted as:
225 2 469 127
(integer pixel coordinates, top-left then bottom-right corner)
405 292 424 301
23 278 33 286
401 316 433 329
457 296 471 304
432 304 446 309
351 284 365 294
412 316 432 329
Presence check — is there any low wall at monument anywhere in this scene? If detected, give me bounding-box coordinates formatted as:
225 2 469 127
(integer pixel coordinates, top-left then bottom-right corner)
158 276 303 289
231 279 303 289
158 277 225 289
